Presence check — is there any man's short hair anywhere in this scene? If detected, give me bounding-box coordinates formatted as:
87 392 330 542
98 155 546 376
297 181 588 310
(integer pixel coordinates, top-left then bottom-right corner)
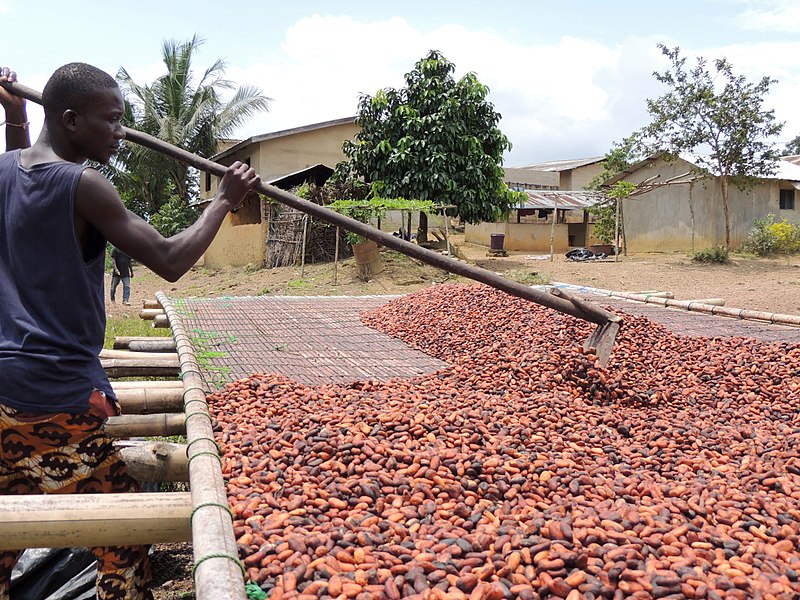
42 62 118 116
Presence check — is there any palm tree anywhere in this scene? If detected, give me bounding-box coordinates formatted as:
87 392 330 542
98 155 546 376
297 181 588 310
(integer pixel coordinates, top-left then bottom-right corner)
113 34 270 212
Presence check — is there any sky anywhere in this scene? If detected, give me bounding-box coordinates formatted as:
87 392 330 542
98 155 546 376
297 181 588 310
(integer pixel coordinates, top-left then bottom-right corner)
2 0 800 166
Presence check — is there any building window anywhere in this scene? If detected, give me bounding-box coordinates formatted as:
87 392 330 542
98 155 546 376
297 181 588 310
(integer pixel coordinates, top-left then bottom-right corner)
780 189 795 210
205 172 212 192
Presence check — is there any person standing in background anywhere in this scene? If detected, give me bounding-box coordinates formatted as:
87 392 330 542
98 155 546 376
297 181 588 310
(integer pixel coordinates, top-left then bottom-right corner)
110 246 133 305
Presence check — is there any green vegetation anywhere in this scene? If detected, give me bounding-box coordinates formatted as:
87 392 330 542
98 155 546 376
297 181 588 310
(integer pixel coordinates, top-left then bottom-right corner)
104 317 170 349
339 50 521 239
631 44 783 251
507 270 551 286
328 196 437 245
102 35 270 232
691 246 730 263
286 278 313 290
739 214 800 256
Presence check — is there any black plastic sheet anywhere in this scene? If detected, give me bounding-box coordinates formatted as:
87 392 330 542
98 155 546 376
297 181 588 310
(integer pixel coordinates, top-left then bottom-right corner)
11 548 96 599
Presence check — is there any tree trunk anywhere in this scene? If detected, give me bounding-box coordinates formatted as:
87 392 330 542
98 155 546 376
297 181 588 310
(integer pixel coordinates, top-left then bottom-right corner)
688 181 696 253
417 211 429 244
721 176 731 251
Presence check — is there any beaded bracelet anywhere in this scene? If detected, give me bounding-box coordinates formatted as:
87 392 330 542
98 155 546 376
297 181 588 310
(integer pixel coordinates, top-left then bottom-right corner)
1 121 29 129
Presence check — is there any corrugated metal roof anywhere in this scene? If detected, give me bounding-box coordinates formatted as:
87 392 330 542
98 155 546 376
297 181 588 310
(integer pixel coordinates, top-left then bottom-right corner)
512 156 605 172
515 189 607 210
606 152 800 185
211 116 357 161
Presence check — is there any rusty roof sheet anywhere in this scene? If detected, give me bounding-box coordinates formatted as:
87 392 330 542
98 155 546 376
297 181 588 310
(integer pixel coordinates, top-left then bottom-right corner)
514 189 607 210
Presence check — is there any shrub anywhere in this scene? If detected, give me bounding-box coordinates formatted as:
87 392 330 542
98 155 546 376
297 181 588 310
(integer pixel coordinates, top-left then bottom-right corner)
770 219 800 254
739 214 800 255
740 214 777 256
691 246 729 263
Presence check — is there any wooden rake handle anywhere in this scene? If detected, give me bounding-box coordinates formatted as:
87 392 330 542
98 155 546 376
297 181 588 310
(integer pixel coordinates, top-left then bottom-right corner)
1 80 622 350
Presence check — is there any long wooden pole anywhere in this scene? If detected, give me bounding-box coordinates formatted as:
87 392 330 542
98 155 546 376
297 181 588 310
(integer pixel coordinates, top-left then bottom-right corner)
102 357 179 378
114 386 184 414
156 291 247 600
0 81 619 330
117 440 190 483
103 413 186 438
0 492 191 550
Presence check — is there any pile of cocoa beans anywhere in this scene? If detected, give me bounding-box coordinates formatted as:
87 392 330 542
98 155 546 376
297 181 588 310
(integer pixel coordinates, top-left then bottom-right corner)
209 283 800 599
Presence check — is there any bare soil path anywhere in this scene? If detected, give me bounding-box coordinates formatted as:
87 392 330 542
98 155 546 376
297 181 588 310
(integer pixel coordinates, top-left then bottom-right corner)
109 238 800 321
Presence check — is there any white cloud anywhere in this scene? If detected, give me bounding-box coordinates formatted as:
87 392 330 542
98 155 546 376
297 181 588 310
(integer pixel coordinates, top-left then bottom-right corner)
217 13 800 164
734 0 800 33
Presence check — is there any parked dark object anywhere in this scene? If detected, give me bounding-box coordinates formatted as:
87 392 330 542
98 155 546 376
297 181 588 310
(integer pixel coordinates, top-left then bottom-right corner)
566 247 607 261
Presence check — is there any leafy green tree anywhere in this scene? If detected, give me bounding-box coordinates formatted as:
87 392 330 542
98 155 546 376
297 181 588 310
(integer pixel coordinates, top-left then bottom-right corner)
110 34 270 219
633 44 784 251
784 135 800 156
339 50 517 239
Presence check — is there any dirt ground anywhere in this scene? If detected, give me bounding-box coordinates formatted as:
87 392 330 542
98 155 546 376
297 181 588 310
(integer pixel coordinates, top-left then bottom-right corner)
129 237 800 599
108 236 800 321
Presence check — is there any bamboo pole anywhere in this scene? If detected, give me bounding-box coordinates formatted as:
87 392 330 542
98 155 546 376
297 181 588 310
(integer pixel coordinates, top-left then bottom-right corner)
117 440 189 483
142 299 162 309
114 335 175 352
156 291 247 600
100 348 179 362
111 380 184 390
300 214 308 278
114 387 185 414
139 308 166 320
102 357 180 378
0 492 191 550
153 314 170 328
334 227 340 286
550 281 800 326
103 413 186 438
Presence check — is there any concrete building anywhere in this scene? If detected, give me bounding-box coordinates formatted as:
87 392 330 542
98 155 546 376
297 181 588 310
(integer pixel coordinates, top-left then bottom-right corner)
608 154 800 252
197 117 358 268
467 157 609 253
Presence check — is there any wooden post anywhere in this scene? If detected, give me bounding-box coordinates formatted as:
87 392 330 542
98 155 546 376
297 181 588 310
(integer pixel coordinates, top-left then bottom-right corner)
114 387 185 414
112 380 185 390
0 492 191 550
100 348 179 362
550 207 557 261
103 413 186 438
614 198 621 263
443 209 451 256
157 291 247 600
300 215 308 278
113 336 175 350
102 357 179 378
139 308 166 320
142 299 162 309
153 314 170 328
334 227 340 286
117 440 189 482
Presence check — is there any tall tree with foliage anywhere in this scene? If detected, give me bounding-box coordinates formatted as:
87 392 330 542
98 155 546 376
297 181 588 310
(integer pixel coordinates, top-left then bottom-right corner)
340 50 517 239
633 44 784 251
784 134 800 156
108 35 270 228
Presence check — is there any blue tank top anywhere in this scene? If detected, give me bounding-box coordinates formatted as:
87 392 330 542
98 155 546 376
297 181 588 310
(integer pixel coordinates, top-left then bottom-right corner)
0 150 113 413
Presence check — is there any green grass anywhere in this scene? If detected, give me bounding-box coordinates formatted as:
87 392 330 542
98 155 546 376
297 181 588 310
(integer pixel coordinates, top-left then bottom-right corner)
506 269 551 286
104 317 172 349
